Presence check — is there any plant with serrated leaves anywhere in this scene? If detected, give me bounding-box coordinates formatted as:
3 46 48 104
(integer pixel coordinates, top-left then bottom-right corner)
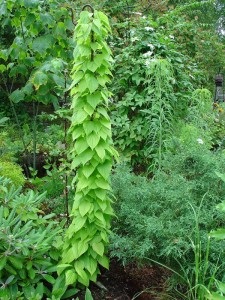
0 0 74 171
0 176 68 300
58 9 117 288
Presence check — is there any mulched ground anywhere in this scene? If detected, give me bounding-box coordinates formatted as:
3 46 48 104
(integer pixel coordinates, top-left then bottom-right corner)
76 259 170 300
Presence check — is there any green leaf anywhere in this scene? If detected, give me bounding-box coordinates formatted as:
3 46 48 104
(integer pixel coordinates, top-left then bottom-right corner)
85 288 94 300
74 261 89 286
94 189 107 200
9 256 23 269
28 268 35 279
52 275 67 298
22 82 33 95
31 71 48 90
85 73 99 93
36 282 44 297
217 281 225 294
95 145 106 160
83 120 98 135
217 201 225 212
0 2 7 17
210 228 225 240
87 60 101 72
86 92 102 109
95 177 110 190
24 0 39 8
97 160 112 180
79 11 92 24
62 247 78 264
77 241 88 257
87 133 100 150
5 264 16 275
32 35 54 54
72 110 89 124
79 200 92 217
5 275 14 285
52 74 65 87
82 164 95 178
65 269 77 286
42 274 56 284
83 103 95 116
98 255 109 269
72 126 84 140
71 71 84 86
76 176 90 190
207 293 225 300
9 89 25 103
0 64 6 72
57 264 71 275
0 117 9 126
71 148 94 169
61 288 79 299
0 256 6 270
95 211 106 226
92 242 104 256
85 257 97 276
75 138 89 155
73 216 87 232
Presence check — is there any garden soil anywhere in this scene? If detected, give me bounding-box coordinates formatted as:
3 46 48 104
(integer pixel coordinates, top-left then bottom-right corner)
76 259 169 300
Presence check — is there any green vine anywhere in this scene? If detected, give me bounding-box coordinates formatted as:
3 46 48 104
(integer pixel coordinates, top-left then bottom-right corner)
58 10 117 287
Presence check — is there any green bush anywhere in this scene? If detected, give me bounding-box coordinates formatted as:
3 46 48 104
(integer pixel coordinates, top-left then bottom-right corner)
110 16 195 170
0 160 25 187
110 147 225 273
0 176 67 300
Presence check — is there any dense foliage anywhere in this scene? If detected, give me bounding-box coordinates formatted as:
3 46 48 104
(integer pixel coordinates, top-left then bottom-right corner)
59 9 117 287
1 0 225 299
0 177 64 299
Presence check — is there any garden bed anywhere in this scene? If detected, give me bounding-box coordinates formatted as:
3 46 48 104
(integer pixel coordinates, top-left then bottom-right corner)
76 260 169 300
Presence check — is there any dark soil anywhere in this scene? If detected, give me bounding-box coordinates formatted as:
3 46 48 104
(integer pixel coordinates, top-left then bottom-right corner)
76 260 170 300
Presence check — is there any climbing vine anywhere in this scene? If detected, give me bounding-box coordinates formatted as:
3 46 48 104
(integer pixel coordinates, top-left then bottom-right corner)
58 9 117 287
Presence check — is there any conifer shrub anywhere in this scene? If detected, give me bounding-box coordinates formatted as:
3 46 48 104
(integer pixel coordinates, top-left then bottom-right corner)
0 160 25 187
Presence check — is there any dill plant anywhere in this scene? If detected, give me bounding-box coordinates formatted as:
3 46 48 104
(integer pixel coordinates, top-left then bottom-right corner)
110 150 225 293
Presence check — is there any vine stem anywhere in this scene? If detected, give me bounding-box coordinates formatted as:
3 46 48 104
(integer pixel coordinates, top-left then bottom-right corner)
63 70 69 226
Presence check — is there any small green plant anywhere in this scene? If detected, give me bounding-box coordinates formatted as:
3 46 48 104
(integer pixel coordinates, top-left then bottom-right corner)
164 199 219 300
0 176 64 299
205 172 225 299
144 58 175 172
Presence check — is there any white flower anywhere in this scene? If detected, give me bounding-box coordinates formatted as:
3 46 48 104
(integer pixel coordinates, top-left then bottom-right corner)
142 16 147 19
169 35 175 39
133 12 142 16
143 51 153 58
197 138 204 144
145 26 154 32
131 36 139 42
147 43 155 50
